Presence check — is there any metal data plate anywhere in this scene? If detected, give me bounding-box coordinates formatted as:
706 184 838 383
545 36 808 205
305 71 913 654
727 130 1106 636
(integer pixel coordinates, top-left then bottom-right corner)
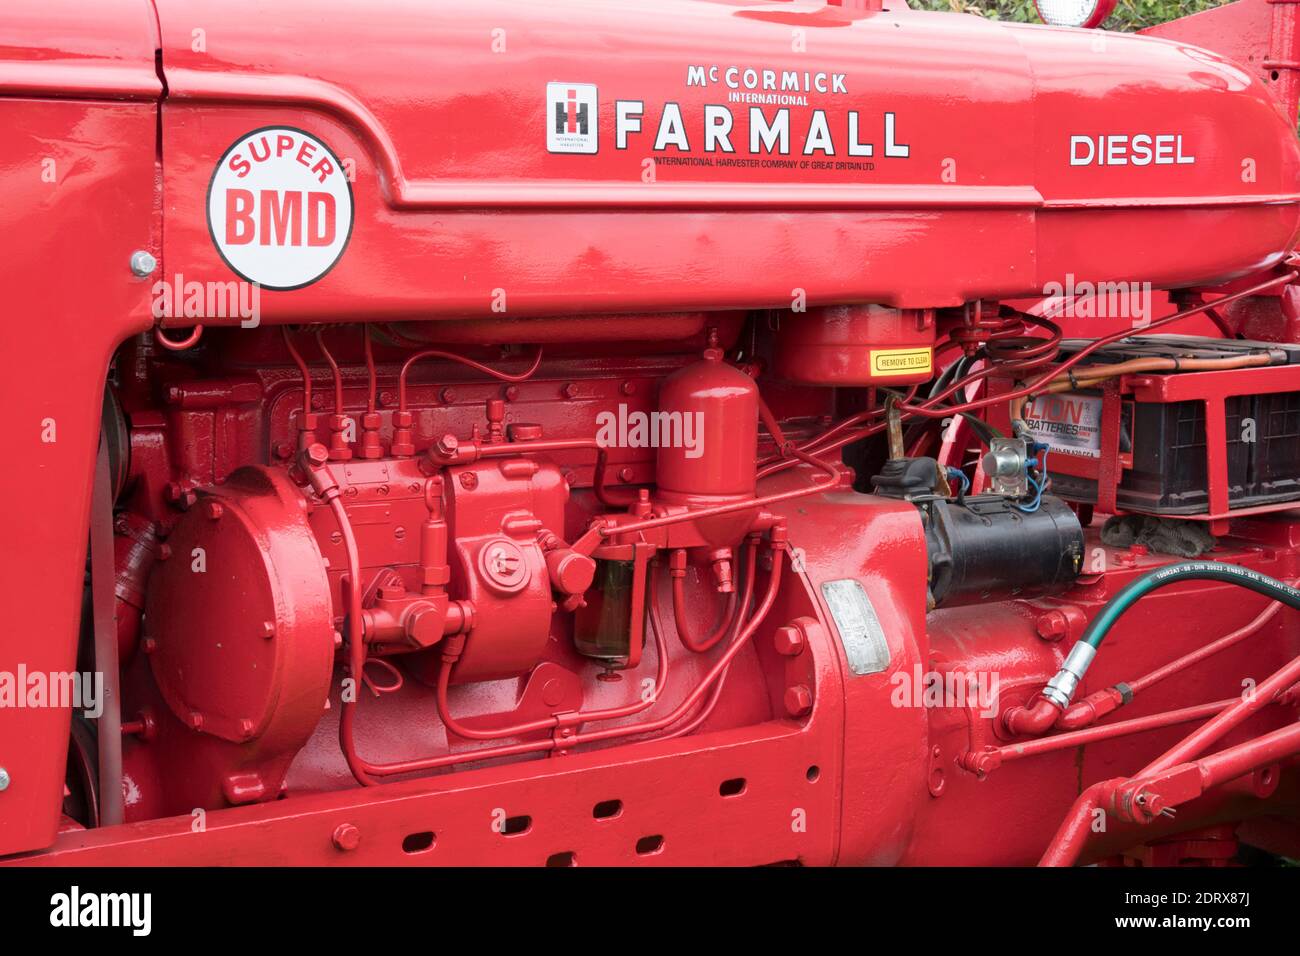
820 579 891 676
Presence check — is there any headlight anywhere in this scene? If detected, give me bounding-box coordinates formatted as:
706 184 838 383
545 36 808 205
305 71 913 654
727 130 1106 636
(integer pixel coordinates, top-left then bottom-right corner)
1034 0 1116 28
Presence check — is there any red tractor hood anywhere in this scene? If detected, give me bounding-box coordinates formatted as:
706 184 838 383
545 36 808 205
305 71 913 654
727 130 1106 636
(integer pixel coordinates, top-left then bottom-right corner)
10 0 1300 316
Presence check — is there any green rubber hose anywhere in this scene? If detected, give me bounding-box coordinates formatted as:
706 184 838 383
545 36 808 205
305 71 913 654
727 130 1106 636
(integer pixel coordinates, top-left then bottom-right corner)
1082 560 1300 650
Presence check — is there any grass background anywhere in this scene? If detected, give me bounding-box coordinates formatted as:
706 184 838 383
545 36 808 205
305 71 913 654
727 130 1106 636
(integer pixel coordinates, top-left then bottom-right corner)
909 0 1230 32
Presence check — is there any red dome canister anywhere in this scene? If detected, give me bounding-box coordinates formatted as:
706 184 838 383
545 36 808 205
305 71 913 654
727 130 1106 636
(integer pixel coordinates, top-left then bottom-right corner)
774 305 936 386
655 347 758 507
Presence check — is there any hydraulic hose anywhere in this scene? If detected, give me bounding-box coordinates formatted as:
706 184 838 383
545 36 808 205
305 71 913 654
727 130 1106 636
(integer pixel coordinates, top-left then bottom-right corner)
1080 561 1300 650
1005 561 1300 735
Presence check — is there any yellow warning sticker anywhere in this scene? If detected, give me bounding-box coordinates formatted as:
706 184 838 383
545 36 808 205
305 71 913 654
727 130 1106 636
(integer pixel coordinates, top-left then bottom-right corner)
870 347 933 377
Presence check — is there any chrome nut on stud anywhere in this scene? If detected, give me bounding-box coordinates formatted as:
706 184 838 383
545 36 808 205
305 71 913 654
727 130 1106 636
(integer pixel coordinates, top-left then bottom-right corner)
129 250 157 277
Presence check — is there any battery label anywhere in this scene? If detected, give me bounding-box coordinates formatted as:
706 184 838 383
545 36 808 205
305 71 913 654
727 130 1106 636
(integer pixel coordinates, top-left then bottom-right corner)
1022 393 1103 458
870 347 932 377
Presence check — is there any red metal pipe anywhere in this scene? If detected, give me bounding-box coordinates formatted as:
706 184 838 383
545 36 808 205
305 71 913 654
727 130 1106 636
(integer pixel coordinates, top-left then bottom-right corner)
281 326 313 418
1139 650 1300 776
363 325 377 416
1128 599 1288 695
1040 720 1300 867
153 324 203 351
669 539 755 652
661 545 759 740
313 327 346 414
1003 697 1063 737
967 697 1240 774
574 535 785 747
603 449 837 539
1196 719 1300 787
397 346 543 415
1038 650 1300 865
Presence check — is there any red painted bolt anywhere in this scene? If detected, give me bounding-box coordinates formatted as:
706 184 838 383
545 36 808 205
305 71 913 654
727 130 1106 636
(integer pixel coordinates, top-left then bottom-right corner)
165 482 196 509
562 382 578 400
205 500 224 521
459 472 479 490
773 625 806 657
332 823 361 851
440 387 457 404
784 684 813 717
304 442 330 467
1036 610 1068 642
620 381 635 395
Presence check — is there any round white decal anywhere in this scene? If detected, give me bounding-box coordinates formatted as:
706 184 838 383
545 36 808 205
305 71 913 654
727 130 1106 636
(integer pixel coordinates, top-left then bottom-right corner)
206 127 354 290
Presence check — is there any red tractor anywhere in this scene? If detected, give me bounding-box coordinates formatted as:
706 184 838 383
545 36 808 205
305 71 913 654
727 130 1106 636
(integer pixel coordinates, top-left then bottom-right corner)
1 0 1298 869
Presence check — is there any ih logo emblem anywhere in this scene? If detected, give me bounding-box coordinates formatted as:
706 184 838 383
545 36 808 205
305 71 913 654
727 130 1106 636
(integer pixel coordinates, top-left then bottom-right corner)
546 82 598 154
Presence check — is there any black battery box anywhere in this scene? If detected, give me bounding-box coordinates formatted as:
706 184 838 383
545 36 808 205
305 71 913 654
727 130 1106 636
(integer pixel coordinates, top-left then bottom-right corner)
1028 335 1300 515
